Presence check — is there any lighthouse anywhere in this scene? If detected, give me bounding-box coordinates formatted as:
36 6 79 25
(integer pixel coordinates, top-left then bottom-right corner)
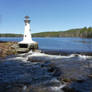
18 16 38 52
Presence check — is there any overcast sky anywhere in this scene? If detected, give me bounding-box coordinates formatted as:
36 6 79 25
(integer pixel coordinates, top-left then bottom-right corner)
0 0 92 33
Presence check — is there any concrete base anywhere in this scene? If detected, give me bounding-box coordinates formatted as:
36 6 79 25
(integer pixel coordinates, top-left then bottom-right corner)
13 42 38 53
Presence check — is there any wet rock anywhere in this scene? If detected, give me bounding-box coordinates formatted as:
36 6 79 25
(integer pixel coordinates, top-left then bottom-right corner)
41 61 52 67
0 60 53 85
0 84 23 92
48 67 55 73
62 86 78 92
1 52 92 92
76 79 85 83
27 53 92 81
51 58 91 80
52 67 62 77
28 56 49 62
30 86 54 92
43 78 61 87
61 78 72 83
40 61 62 77
66 79 92 92
0 79 65 92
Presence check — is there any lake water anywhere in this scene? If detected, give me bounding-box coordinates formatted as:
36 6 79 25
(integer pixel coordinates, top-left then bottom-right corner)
0 37 92 52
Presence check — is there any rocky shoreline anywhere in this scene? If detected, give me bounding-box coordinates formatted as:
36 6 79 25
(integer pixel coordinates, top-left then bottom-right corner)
1 42 92 92
0 41 92 58
0 41 17 58
0 51 92 92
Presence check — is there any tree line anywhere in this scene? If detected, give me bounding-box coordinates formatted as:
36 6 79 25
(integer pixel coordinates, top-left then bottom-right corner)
0 27 92 38
0 33 23 37
32 27 92 38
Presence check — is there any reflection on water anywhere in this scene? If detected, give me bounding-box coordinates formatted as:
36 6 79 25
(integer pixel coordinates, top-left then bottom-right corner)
0 37 92 52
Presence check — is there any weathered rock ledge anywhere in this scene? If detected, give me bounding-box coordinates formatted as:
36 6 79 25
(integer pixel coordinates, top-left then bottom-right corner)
1 52 92 92
0 41 17 58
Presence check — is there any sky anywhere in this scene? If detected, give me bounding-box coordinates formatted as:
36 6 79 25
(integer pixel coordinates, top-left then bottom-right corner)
0 0 92 34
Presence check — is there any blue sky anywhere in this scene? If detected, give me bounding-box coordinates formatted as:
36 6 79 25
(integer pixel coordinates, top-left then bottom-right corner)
0 0 92 34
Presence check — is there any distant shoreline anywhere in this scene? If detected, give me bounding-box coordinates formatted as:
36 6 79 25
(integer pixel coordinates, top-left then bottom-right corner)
0 27 92 38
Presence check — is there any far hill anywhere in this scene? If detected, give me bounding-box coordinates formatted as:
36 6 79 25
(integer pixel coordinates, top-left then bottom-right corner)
0 33 23 37
0 27 92 38
32 27 92 38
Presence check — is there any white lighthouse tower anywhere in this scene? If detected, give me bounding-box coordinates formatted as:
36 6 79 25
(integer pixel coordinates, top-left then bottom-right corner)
18 16 38 52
